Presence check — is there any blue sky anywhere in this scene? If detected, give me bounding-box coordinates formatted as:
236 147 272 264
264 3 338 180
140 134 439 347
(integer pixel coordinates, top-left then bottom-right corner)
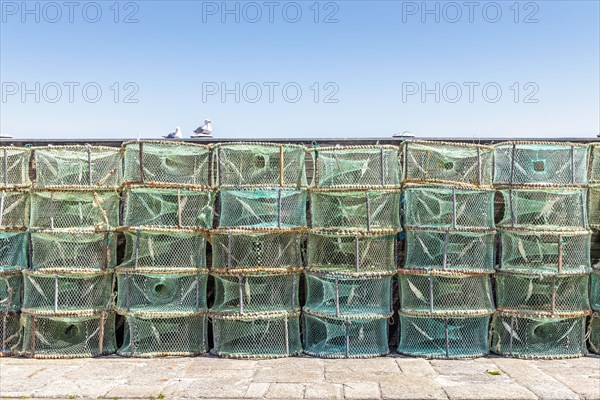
1 0 598 139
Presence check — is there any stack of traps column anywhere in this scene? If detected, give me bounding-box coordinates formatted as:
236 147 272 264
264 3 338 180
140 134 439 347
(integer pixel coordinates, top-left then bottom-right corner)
304 145 400 358
491 142 591 359
399 141 495 359
22 145 121 358
210 143 307 358
117 141 212 357
588 143 600 354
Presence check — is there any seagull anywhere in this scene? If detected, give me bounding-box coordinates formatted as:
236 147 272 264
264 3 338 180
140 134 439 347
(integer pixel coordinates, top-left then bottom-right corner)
393 131 415 138
163 127 182 139
191 119 213 138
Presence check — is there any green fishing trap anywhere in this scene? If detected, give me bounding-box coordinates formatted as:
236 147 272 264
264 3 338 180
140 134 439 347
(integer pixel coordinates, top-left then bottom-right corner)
403 185 495 229
591 271 599 311
589 185 599 229
0 270 22 312
0 231 28 271
311 145 400 188
1 312 21 356
213 143 308 188
589 313 600 354
403 141 493 187
302 311 391 358
0 189 29 229
218 189 306 229
397 311 491 359
122 141 210 187
493 142 589 187
591 143 599 183
309 189 401 230
118 311 208 357
33 145 121 189
0 147 31 188
210 310 302 358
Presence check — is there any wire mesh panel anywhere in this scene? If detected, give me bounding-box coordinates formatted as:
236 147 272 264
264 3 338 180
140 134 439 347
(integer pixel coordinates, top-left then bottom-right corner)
310 190 400 230
1 312 22 357
0 271 22 312
21 311 116 358
0 147 31 188
213 143 308 188
403 141 493 187
404 186 495 229
118 311 208 357
0 231 28 271
491 312 588 359
591 271 600 312
123 141 210 187
302 312 390 358
397 312 491 359
218 189 306 229
589 313 600 354
122 186 213 229
211 311 301 358
591 143 600 183
0 190 29 229
312 145 400 188
493 142 589 187
33 145 121 189
590 185 600 229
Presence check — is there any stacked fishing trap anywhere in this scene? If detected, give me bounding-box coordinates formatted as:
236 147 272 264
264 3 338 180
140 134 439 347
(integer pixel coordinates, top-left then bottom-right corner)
304 145 400 358
491 142 592 359
398 141 496 359
210 143 306 358
589 142 600 354
117 141 212 357
22 145 120 358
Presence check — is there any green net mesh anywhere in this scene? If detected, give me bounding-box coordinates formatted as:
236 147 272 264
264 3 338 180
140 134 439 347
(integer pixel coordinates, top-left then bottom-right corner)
0 231 28 271
302 312 390 358
310 190 400 230
589 313 600 354
493 142 589 187
591 143 600 183
0 147 31 188
1 312 22 357
491 312 588 359
0 190 29 229
1 271 22 312
403 141 493 187
122 186 213 229
211 311 302 358
213 143 308 188
123 141 210 187
591 271 599 311
33 145 121 189
403 186 495 229
312 145 400 188
590 185 600 229
397 312 491 359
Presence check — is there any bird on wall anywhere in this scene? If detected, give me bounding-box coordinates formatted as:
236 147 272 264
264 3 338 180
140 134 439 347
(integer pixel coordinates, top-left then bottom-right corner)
163 127 183 139
192 119 213 138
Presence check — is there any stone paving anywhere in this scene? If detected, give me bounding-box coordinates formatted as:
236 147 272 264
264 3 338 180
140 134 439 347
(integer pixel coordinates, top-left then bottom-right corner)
1 355 599 400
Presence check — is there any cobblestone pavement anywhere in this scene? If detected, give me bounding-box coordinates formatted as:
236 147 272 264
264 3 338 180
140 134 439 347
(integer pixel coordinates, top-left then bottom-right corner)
1 355 599 399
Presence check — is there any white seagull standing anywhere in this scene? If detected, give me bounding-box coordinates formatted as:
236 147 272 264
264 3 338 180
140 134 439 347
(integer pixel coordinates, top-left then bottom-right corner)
192 119 213 138
163 126 183 139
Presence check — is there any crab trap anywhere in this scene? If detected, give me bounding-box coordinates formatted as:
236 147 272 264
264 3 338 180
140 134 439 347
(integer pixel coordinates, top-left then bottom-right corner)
0 231 28 271
493 142 589 187
122 186 213 229
591 143 600 183
122 141 210 187
403 185 495 229
302 311 391 358
402 141 493 187
307 230 397 274
117 311 208 357
210 310 301 358
397 311 491 359
0 147 31 188
311 145 401 189
589 313 600 354
211 229 303 273
310 189 401 231
33 145 121 189
0 270 22 312
213 143 308 188
490 311 589 359
21 311 116 358
591 271 599 311
0 189 29 229
1 312 21 356
589 185 599 229
218 189 306 229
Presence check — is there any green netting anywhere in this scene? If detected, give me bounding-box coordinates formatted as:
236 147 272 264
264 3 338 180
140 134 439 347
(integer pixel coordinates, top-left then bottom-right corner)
123 141 210 186
218 189 306 229
495 272 590 314
403 141 493 187
491 312 588 359
397 312 491 359
1 312 22 356
122 186 213 229
307 230 397 274
0 231 28 271
116 272 207 313
493 142 589 187
30 231 117 271
310 190 400 230
22 271 113 314
304 272 392 317
302 311 390 358
498 230 591 274
30 190 119 230
591 143 600 183
21 311 116 358
33 145 121 188
211 311 301 358
118 312 208 357
591 271 600 312
589 313 600 354
210 230 303 272
312 145 400 188
0 147 30 188
589 185 600 229
0 190 29 229
403 186 495 229
1 271 22 312
213 143 308 188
